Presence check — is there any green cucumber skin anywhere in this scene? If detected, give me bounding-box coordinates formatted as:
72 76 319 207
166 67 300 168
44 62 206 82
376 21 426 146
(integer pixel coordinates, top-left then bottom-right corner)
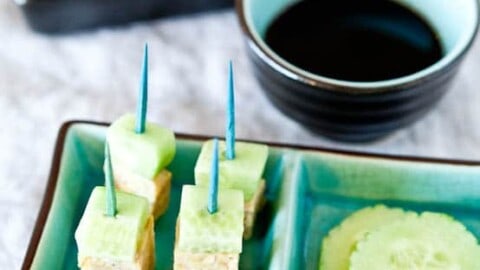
194 139 268 201
75 187 150 261
107 114 176 179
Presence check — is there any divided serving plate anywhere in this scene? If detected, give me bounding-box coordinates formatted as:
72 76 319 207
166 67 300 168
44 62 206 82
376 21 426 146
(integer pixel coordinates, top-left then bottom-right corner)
22 121 480 269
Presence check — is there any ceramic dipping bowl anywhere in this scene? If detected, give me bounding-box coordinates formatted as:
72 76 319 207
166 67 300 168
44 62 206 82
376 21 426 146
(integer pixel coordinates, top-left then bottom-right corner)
236 0 479 142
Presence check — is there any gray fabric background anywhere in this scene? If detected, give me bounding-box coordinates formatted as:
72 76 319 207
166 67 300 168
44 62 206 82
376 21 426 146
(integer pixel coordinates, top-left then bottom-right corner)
1 1 479 268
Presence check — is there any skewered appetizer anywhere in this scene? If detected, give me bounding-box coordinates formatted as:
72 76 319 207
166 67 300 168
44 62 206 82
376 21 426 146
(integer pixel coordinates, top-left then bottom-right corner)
194 62 268 239
106 44 176 219
174 185 244 269
175 139 244 270
75 145 155 270
194 139 267 238
107 113 175 218
75 187 155 270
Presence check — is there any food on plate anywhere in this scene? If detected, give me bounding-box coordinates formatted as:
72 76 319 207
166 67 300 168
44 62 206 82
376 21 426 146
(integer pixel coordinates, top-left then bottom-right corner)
194 139 267 238
106 113 175 218
75 187 155 270
320 205 480 270
174 185 244 270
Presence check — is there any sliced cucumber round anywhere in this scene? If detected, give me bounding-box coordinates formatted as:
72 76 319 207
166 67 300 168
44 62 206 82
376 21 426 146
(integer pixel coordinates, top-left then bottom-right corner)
320 205 413 270
349 212 480 270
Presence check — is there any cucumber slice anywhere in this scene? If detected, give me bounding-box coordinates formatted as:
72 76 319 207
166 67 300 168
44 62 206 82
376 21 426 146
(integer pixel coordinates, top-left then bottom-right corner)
107 114 175 179
177 185 244 253
320 205 412 270
350 212 480 270
75 187 150 261
195 139 268 201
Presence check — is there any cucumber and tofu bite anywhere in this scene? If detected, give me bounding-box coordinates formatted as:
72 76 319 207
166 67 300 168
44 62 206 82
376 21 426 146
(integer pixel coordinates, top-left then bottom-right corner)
75 187 155 270
106 114 176 219
194 139 268 239
174 185 244 270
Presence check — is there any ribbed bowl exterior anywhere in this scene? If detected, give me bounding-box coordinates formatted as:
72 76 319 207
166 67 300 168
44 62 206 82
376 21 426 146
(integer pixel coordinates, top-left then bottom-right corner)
246 40 464 141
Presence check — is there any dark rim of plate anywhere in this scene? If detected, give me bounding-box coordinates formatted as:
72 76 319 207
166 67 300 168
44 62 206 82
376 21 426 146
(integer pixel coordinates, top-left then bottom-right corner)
22 120 480 269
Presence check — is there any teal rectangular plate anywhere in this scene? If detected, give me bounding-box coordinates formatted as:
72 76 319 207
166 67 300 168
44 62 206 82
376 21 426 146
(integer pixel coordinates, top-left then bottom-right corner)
22 121 480 269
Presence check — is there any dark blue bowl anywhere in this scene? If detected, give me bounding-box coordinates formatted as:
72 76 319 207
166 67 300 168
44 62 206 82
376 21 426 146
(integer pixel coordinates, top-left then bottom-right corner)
237 0 479 142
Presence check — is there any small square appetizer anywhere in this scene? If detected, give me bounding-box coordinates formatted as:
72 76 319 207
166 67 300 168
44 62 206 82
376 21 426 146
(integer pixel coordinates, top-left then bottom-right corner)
194 62 268 239
174 185 244 269
107 113 175 218
75 144 155 270
106 45 176 219
195 139 267 238
75 187 154 270
175 139 244 270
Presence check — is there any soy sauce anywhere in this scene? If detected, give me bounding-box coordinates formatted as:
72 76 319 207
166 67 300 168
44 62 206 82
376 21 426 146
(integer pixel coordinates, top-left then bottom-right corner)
265 0 443 82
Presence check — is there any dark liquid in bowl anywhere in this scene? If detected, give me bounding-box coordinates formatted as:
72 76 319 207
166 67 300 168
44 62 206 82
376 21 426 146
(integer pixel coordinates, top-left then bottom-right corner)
265 0 443 82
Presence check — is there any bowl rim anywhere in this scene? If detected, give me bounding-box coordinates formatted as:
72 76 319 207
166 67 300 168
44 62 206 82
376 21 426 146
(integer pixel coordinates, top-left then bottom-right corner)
21 120 480 269
235 0 480 94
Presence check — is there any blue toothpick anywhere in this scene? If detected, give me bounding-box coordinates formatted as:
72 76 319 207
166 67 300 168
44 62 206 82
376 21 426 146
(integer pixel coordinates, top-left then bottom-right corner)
105 143 117 217
208 138 219 214
226 61 235 160
135 43 148 134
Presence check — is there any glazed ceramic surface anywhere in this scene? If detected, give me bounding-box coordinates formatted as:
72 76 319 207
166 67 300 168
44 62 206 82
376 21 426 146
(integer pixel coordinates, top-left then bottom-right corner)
236 0 480 142
23 122 480 269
